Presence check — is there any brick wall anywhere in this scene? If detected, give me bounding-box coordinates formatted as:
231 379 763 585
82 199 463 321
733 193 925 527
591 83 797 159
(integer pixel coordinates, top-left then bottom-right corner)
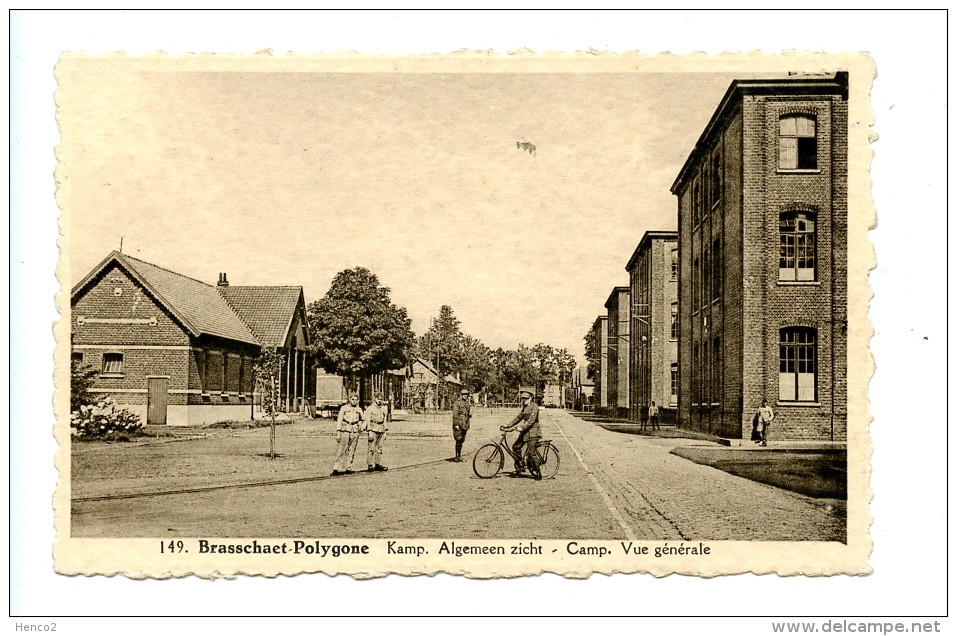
676 80 846 442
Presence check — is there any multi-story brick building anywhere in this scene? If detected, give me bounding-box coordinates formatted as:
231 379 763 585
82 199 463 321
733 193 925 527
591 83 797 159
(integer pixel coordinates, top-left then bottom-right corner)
71 251 311 426
626 231 679 424
671 72 847 441
590 316 608 413
604 286 630 418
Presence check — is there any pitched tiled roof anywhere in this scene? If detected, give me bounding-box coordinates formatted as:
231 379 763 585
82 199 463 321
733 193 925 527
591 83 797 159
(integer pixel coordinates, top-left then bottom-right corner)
72 251 260 346
218 286 305 349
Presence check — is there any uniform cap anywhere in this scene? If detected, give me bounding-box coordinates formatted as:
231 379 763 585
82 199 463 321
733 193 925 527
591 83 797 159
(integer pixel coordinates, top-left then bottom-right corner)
519 386 535 397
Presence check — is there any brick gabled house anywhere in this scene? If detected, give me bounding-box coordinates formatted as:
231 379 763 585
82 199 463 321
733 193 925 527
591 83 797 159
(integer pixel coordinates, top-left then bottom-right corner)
217 284 311 415
71 251 310 426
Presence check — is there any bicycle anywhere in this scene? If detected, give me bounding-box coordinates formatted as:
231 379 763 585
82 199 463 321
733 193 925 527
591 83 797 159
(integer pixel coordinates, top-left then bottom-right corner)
472 431 560 480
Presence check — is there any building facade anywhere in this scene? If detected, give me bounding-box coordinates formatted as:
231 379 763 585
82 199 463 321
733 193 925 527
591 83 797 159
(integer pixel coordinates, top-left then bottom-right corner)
71 251 312 426
604 287 630 418
626 231 679 424
590 316 608 413
671 72 848 441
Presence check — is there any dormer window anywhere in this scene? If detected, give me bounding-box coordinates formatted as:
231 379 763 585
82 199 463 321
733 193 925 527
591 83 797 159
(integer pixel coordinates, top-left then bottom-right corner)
779 115 818 170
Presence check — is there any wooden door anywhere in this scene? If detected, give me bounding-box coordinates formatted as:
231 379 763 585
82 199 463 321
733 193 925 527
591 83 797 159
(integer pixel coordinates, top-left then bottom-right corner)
147 377 168 425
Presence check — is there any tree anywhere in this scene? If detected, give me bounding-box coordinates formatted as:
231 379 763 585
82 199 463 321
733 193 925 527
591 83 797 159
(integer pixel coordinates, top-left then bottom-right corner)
254 350 285 459
584 329 600 381
417 305 465 409
307 267 415 405
460 335 492 396
71 359 99 414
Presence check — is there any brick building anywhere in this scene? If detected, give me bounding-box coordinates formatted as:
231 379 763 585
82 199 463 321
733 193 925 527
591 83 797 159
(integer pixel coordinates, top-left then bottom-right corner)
625 231 679 424
604 286 630 418
590 316 608 413
71 251 311 426
671 72 847 441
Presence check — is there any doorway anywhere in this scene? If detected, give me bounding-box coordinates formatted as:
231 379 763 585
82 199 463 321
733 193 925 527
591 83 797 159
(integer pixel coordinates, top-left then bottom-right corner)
147 377 169 425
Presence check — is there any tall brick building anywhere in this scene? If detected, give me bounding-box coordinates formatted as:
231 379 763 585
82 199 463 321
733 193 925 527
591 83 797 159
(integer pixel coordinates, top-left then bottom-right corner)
590 316 608 413
604 286 630 418
71 251 311 426
626 231 679 424
671 72 847 441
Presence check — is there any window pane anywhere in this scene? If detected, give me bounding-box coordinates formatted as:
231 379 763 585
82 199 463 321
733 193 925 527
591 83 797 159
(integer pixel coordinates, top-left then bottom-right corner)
779 372 795 401
780 138 797 170
798 137 818 169
798 373 815 401
780 117 797 136
796 116 815 137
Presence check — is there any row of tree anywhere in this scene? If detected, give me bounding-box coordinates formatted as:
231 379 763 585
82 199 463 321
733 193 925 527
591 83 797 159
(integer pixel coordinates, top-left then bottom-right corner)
303 267 576 403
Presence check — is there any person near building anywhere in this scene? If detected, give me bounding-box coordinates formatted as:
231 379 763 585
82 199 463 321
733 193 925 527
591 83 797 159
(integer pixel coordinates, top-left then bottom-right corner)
648 401 660 431
501 388 542 480
756 399 775 447
365 393 389 472
451 387 471 462
331 393 363 476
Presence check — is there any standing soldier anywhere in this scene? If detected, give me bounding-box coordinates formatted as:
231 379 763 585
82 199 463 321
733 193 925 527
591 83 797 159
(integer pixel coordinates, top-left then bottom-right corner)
365 393 389 472
331 393 363 476
501 387 542 480
451 387 471 462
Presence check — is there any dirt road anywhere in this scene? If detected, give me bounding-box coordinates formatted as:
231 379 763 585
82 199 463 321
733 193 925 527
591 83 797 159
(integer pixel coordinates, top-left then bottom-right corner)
71 409 844 541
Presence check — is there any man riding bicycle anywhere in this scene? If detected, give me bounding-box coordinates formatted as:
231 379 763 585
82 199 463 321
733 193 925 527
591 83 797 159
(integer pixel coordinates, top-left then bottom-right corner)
501 387 542 480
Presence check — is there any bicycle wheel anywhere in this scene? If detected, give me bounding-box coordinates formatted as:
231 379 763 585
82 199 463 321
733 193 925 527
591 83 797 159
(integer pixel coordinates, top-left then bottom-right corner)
537 442 560 479
473 444 504 479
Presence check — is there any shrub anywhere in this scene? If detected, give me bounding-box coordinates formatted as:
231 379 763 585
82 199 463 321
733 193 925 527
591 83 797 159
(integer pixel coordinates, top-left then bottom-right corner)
71 397 143 440
71 359 99 414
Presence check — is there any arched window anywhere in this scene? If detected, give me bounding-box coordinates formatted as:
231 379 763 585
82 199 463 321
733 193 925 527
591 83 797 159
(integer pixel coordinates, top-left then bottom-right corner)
780 327 817 402
671 247 679 280
780 211 817 281
779 115 817 170
670 302 679 340
670 363 678 406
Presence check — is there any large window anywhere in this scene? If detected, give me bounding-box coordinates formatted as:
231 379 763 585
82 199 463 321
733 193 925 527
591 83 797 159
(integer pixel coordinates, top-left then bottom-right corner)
710 151 722 205
780 327 817 402
780 212 817 281
779 115 818 170
670 302 679 340
692 345 700 405
692 182 701 226
711 238 722 300
670 363 678 406
712 337 721 405
692 257 700 309
671 248 678 280
702 247 711 306
102 352 123 375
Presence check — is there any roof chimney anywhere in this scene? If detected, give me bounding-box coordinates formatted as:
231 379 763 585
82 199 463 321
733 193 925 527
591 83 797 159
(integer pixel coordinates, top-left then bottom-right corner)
218 273 229 287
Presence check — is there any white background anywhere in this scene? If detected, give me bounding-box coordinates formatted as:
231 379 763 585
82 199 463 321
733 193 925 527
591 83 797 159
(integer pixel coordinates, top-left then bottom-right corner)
8 8 949 629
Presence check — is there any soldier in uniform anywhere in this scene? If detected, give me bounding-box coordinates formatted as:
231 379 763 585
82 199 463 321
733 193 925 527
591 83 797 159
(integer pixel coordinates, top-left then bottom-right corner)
451 387 471 462
501 387 542 480
331 392 363 476
365 393 389 472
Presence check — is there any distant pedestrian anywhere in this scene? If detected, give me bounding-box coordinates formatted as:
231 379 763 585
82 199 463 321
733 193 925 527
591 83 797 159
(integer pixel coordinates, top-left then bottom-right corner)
451 388 471 462
648 401 660 431
331 393 363 476
365 393 389 472
639 403 649 431
754 399 775 447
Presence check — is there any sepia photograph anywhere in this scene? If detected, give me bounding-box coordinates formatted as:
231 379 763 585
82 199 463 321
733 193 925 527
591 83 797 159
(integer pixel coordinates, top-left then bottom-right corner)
51 51 875 579
10 6 949 624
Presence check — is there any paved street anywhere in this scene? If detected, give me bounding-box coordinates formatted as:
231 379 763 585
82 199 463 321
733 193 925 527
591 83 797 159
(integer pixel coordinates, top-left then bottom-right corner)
71 409 844 541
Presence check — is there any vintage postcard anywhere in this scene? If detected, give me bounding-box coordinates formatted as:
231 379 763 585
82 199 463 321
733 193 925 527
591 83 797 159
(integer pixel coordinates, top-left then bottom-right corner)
53 50 874 578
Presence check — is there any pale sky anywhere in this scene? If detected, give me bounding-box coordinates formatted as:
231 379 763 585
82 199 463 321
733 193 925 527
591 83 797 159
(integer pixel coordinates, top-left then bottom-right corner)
59 61 752 357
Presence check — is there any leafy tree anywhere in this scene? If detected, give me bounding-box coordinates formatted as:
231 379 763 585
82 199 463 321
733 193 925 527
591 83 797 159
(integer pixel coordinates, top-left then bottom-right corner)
71 359 99 414
583 329 601 381
460 335 491 395
307 268 415 405
254 349 285 459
